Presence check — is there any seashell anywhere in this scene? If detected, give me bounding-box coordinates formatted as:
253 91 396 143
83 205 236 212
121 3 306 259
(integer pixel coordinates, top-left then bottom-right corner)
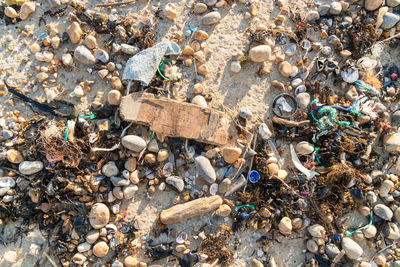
94 49 109 63
300 39 311 50
209 183 218 195
176 232 188 244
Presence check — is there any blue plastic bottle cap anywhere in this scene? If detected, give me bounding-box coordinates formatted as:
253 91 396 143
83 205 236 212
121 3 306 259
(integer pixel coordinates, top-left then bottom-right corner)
248 170 260 183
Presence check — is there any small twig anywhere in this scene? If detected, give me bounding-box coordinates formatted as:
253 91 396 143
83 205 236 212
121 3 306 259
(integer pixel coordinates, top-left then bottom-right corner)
370 243 396 262
96 0 135 7
243 133 257 193
378 32 400 44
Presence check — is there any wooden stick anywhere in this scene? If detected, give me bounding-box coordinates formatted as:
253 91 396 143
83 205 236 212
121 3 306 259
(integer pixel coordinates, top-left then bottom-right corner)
272 117 310 127
96 0 135 7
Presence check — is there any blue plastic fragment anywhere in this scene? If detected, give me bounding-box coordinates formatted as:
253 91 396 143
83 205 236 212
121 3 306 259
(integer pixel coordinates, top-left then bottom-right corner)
248 170 260 183
38 32 49 40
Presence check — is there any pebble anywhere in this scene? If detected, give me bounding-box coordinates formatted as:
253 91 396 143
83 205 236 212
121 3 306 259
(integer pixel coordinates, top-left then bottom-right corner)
202 11 221 25
374 204 393 220
197 64 209 75
84 35 98 49
278 217 292 235
296 141 314 155
296 93 311 109
35 51 54 62
147 139 159 153
156 149 168 162
325 243 340 259
342 237 363 259
194 3 208 14
72 253 87 265
222 147 242 164
394 207 400 224
363 224 377 238
306 239 318 253
111 77 123 90
318 4 331 15
374 254 386 266
19 1 35 20
102 161 119 177
252 259 263 267
74 45 96 65
67 22 83 44
166 176 185 192
292 218 303 229
124 256 139 267
359 206 370 217
121 44 140 55
123 184 138 199
291 78 303 88
5 7 18 18
107 90 121 106
93 241 109 258
0 177 15 188
387 0 400 7
130 170 140 184
62 53 73 66
89 203 110 229
77 242 91 253
381 12 400 30
230 61 241 73
113 187 124 199
218 178 231 193
205 0 217 5
321 46 331 56
195 156 216 183
164 3 178 20
329 2 342 15
248 45 271 62
121 135 147 152
394 261 400 267
238 107 253 121
94 49 109 63
111 260 124 267
215 204 231 216
111 177 130 187
194 30 209 41
86 230 100 244
340 50 352 58
6 149 23 164
278 61 292 77
384 133 400 153
364 0 383 11
308 224 326 238
327 35 341 45
385 222 400 239
192 95 208 108
306 10 320 21
379 179 394 198
0 130 13 139
19 161 43 175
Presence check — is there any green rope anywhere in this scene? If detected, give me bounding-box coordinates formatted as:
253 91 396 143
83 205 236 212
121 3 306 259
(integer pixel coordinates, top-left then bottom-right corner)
354 81 373 92
235 204 255 211
64 120 72 142
346 212 373 236
146 131 156 145
157 59 172 81
79 114 96 119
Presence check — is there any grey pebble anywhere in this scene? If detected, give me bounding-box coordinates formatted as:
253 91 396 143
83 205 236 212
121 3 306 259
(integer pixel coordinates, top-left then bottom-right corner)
381 12 400 30
74 45 96 65
19 161 43 175
166 176 185 192
121 135 147 152
374 204 393 220
195 156 216 183
202 11 221 25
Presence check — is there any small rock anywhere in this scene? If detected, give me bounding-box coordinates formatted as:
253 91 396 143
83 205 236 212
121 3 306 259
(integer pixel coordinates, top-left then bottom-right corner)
278 217 292 235
62 53 73 66
387 0 400 7
0 177 15 188
318 4 331 15
19 161 43 175
74 45 96 65
380 179 394 198
258 123 272 140
113 187 124 200
144 153 156 164
215 204 231 216
381 12 400 30
124 256 139 267
121 135 147 152
259 207 272 218
121 44 139 55
292 218 303 229
329 2 342 15
278 61 292 77
6 149 23 164
267 163 279 175
3 250 17 263
164 3 178 20
328 35 341 45
359 206 371 217
394 207 400 224
102 161 119 177
251 259 263 267
239 107 252 120
107 90 121 106
364 0 383 11
93 241 109 258
205 0 217 5
19 1 35 20
51 36 60 49
157 149 168 162
194 30 209 41
123 184 138 200
308 224 326 238
384 133 400 153
218 178 231 193
202 11 221 25
194 3 208 14
374 204 393 220
197 64 209 75
125 158 137 172
5 7 18 18
374 254 386 266
0 130 13 139
306 239 318 253
385 222 400 239
193 83 204 95
72 253 87 265
230 61 241 73
130 170 140 184
296 141 314 155
306 10 320 21
342 237 363 259
89 203 110 229
192 95 207 108
86 230 100 244
195 156 216 183
77 242 91 253
94 49 109 63
166 176 185 192
340 50 352 58
296 93 311 109
67 22 83 44
111 177 130 187
325 243 340 259
363 224 377 238
182 45 194 56
321 46 332 55
222 147 242 164
147 139 159 153
111 260 124 267
84 35 98 49
111 77 123 90
248 45 271 62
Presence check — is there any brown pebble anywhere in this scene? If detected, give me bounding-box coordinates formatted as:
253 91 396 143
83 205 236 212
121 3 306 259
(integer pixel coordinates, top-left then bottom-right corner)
194 30 209 41
92 241 109 258
182 45 194 56
144 154 156 164
193 83 204 94
107 90 121 105
197 64 208 75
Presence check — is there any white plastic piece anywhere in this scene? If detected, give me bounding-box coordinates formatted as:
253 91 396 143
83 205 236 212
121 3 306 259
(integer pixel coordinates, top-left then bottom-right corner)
290 144 319 179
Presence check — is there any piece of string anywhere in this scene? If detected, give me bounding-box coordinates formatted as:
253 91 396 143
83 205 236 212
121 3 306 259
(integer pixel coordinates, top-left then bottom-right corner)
64 120 72 142
157 59 172 81
345 212 373 236
79 114 96 119
235 204 255 211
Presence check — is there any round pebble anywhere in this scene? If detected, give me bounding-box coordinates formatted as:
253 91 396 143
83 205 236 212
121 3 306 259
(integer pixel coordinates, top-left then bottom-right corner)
374 204 393 220
89 203 110 229
202 11 221 25
93 241 109 258
278 217 292 235
248 45 271 62
121 135 147 152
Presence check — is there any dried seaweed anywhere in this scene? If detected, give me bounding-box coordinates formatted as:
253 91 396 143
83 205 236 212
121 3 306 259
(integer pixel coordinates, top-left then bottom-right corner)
199 226 233 266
